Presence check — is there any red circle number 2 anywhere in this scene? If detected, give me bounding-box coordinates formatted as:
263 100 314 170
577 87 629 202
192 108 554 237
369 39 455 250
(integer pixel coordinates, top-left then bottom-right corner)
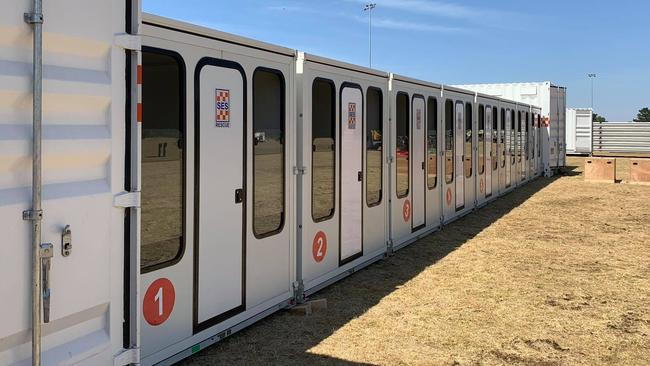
312 231 327 263
143 278 175 326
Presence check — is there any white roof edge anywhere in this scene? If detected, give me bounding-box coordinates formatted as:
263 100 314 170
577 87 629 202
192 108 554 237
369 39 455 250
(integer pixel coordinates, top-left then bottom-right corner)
142 13 296 56
304 53 389 78
452 81 567 89
391 73 442 89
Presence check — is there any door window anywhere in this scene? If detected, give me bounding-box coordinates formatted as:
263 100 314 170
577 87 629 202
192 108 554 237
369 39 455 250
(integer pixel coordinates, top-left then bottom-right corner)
492 106 498 171
141 49 185 272
444 100 454 183
312 79 336 221
366 88 383 206
464 103 473 178
427 97 437 189
252 69 285 237
396 92 409 198
478 105 485 175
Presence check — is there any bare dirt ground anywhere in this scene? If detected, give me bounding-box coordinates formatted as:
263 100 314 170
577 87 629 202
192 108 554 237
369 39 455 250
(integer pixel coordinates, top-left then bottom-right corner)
183 156 650 366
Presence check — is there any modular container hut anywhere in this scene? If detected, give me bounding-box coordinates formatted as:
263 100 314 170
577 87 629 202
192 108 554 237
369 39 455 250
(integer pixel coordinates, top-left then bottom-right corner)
2 1 551 365
295 53 390 296
386 75 446 249
137 14 300 364
453 82 567 176
566 108 593 155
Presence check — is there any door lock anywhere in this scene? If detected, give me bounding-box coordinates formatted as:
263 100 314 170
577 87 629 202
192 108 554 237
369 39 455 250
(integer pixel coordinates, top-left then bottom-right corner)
358 171 363 182
235 188 244 203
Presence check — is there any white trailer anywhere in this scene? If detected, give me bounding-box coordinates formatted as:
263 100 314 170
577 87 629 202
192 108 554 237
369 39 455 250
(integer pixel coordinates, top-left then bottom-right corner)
453 82 567 176
566 108 593 155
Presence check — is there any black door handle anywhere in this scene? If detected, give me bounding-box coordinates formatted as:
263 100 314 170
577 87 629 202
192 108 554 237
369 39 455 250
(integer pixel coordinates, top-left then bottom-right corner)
358 171 363 182
235 188 244 203
421 161 425 170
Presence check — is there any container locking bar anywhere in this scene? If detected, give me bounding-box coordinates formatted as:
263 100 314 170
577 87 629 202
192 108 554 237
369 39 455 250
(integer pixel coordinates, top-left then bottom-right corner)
39 243 53 323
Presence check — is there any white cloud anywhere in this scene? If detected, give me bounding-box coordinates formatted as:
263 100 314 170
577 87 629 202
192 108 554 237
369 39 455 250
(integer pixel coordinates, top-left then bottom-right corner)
356 15 469 33
346 0 517 23
368 0 476 19
266 2 473 34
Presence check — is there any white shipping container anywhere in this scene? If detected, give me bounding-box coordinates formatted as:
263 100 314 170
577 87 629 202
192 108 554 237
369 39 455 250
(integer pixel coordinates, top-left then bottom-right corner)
453 82 567 176
566 108 593 155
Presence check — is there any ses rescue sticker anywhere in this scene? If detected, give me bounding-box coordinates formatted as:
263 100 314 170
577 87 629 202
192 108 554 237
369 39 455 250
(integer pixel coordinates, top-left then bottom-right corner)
348 102 357 129
215 88 230 127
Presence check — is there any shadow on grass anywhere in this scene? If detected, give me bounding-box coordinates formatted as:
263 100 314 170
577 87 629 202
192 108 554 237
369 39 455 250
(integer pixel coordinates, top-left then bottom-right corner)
181 175 559 366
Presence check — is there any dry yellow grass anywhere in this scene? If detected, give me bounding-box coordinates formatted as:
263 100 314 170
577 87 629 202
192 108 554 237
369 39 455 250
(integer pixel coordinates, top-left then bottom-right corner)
183 156 650 366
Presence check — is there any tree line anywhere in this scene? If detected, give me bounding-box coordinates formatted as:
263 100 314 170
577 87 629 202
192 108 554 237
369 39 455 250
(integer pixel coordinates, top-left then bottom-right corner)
592 107 650 122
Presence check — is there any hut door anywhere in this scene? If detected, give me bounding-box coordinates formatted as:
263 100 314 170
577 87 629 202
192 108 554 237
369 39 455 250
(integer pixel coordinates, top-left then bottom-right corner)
340 85 363 264
411 96 426 228
454 102 465 210
485 107 492 196
194 60 245 331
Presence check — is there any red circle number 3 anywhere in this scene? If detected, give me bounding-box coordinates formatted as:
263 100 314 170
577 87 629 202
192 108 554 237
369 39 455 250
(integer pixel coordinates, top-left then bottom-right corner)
402 199 411 222
312 231 327 263
143 278 175 326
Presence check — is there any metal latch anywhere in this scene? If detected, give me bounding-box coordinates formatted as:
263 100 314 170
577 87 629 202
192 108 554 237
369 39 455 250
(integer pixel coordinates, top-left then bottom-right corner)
235 188 244 204
61 225 72 257
22 209 43 221
114 33 141 51
114 191 141 208
113 347 140 366
40 243 53 323
293 166 306 175
24 12 43 24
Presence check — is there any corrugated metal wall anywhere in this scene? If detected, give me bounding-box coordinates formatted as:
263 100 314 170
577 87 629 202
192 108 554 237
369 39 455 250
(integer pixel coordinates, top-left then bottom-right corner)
566 108 592 154
593 122 650 154
0 0 125 364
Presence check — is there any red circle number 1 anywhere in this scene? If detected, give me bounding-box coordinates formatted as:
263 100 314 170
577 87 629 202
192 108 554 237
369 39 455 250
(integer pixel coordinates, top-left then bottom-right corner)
312 231 327 263
143 278 175 326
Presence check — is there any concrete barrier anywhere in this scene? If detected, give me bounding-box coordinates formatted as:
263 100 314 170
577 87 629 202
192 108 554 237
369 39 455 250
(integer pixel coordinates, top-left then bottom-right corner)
584 157 616 183
630 158 650 184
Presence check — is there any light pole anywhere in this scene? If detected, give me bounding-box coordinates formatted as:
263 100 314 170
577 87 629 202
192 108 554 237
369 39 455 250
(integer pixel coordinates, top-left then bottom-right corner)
363 3 376 68
588 73 596 110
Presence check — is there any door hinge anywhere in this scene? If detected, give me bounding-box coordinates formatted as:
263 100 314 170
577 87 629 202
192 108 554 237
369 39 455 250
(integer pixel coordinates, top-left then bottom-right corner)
293 166 306 175
387 156 394 164
114 33 142 51
113 347 140 366
113 191 141 208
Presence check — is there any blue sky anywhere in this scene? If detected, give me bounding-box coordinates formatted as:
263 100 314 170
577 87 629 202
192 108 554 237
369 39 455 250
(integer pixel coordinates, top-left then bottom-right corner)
144 0 649 121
